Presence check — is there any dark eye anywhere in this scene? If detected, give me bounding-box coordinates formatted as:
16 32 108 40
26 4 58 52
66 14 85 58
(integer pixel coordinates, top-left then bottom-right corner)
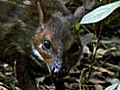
69 42 80 53
43 40 51 49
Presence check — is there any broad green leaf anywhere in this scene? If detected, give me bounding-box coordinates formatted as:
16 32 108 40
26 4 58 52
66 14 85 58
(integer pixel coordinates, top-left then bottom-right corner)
105 83 120 90
80 0 120 24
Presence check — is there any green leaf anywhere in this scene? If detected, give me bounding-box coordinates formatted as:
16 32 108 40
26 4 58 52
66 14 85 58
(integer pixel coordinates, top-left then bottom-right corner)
80 0 120 24
75 23 81 30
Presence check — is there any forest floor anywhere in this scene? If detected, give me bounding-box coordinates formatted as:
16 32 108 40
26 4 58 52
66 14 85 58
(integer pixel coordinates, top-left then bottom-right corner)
0 0 120 90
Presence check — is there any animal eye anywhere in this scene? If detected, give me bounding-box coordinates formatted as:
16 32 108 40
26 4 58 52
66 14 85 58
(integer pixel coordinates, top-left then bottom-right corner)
43 40 51 49
69 42 80 53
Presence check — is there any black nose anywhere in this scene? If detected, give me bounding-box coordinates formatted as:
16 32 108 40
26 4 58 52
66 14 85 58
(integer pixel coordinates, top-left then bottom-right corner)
51 60 69 77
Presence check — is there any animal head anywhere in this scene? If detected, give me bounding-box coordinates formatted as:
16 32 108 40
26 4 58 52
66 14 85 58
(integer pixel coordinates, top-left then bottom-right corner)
32 2 84 77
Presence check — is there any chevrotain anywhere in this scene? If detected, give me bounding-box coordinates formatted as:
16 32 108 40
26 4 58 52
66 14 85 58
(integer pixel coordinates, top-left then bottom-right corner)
0 0 84 90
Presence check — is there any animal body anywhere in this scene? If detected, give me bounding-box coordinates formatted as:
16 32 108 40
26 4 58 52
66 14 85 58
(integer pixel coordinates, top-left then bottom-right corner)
0 0 84 89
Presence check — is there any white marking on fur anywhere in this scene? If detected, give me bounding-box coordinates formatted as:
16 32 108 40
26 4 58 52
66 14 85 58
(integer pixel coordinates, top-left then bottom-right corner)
38 44 42 49
32 44 51 74
38 44 51 73
32 45 44 61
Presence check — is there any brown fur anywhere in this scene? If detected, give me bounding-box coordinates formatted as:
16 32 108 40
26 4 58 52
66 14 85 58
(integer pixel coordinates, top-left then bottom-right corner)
0 0 84 90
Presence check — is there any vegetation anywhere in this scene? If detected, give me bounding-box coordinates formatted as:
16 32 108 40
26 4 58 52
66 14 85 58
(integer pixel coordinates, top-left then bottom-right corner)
0 0 120 90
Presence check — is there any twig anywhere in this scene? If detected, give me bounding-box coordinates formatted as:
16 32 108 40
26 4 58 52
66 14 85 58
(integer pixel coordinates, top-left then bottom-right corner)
96 56 111 71
85 64 114 76
99 61 120 71
87 22 103 81
79 68 85 89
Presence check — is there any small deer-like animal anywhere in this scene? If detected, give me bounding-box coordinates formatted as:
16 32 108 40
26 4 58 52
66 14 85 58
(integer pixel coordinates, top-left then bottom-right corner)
0 0 85 90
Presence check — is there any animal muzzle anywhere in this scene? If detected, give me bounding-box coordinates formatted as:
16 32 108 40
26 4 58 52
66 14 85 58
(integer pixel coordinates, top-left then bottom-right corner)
51 60 69 78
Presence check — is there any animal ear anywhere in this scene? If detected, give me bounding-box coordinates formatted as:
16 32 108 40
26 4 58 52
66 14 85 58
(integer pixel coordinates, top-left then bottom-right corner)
37 2 45 29
74 6 85 21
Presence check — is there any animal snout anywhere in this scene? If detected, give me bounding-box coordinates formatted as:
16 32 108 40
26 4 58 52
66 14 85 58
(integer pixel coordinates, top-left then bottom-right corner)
51 60 69 77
